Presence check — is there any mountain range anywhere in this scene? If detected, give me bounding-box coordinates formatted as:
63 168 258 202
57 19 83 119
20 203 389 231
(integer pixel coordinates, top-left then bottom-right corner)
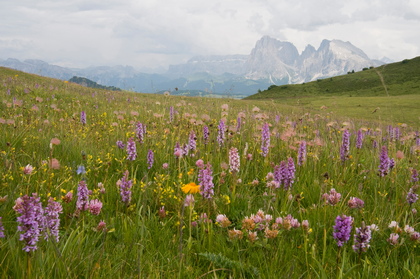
0 36 387 97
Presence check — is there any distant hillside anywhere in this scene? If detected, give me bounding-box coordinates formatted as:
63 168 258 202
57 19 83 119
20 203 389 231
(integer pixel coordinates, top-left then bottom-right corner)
69 76 121 91
1 37 385 96
245 56 420 100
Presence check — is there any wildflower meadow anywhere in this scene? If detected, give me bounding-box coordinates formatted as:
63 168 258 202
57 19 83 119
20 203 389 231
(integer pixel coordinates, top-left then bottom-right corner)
0 68 419 278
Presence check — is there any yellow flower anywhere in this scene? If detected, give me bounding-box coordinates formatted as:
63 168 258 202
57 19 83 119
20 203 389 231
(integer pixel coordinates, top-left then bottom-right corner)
181 182 200 194
221 195 230 205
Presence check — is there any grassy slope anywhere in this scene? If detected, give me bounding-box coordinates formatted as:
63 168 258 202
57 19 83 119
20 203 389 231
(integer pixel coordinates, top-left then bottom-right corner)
244 56 420 125
1 65 420 278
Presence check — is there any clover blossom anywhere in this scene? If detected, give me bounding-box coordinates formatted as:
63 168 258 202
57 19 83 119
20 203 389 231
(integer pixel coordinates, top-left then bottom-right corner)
174 142 183 158
88 199 103 215
322 188 342 206
216 214 231 228
348 197 364 209
96 220 107 232
23 164 35 175
387 233 399 245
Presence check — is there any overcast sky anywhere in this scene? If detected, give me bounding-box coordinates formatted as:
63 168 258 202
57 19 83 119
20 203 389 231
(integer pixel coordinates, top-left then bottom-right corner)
1 0 419 71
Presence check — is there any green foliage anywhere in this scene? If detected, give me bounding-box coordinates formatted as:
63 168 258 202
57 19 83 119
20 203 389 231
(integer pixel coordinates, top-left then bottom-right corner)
69 76 121 91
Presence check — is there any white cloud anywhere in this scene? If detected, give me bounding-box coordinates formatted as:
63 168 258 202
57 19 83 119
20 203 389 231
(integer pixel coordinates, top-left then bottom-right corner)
0 0 419 69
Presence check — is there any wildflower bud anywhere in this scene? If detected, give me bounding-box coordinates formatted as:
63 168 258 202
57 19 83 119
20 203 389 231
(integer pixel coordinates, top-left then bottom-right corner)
50 138 61 145
13 197 24 212
116 140 125 149
23 164 34 175
97 183 106 194
0 217 5 238
406 188 419 205
302 220 310 232
348 197 364 209
199 213 212 224
195 159 204 168
174 149 183 158
387 233 399 245
184 194 195 207
158 206 166 219
247 231 258 243
404 225 415 234
62 191 73 203
228 228 244 240
216 214 231 228
410 232 420 241
97 220 107 232
264 228 279 239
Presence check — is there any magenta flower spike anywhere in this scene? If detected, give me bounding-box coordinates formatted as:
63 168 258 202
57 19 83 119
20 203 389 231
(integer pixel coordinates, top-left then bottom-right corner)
199 163 214 199
333 215 353 247
126 138 137 161
340 129 350 162
229 147 240 174
44 197 63 242
76 180 89 212
14 194 45 252
147 149 154 169
261 123 270 157
352 222 372 253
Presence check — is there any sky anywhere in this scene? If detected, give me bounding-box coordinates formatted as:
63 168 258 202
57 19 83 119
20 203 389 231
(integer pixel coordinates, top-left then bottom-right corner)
1 0 419 72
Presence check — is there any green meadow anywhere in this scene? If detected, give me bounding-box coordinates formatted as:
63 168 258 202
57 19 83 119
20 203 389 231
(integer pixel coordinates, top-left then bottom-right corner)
0 65 419 278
